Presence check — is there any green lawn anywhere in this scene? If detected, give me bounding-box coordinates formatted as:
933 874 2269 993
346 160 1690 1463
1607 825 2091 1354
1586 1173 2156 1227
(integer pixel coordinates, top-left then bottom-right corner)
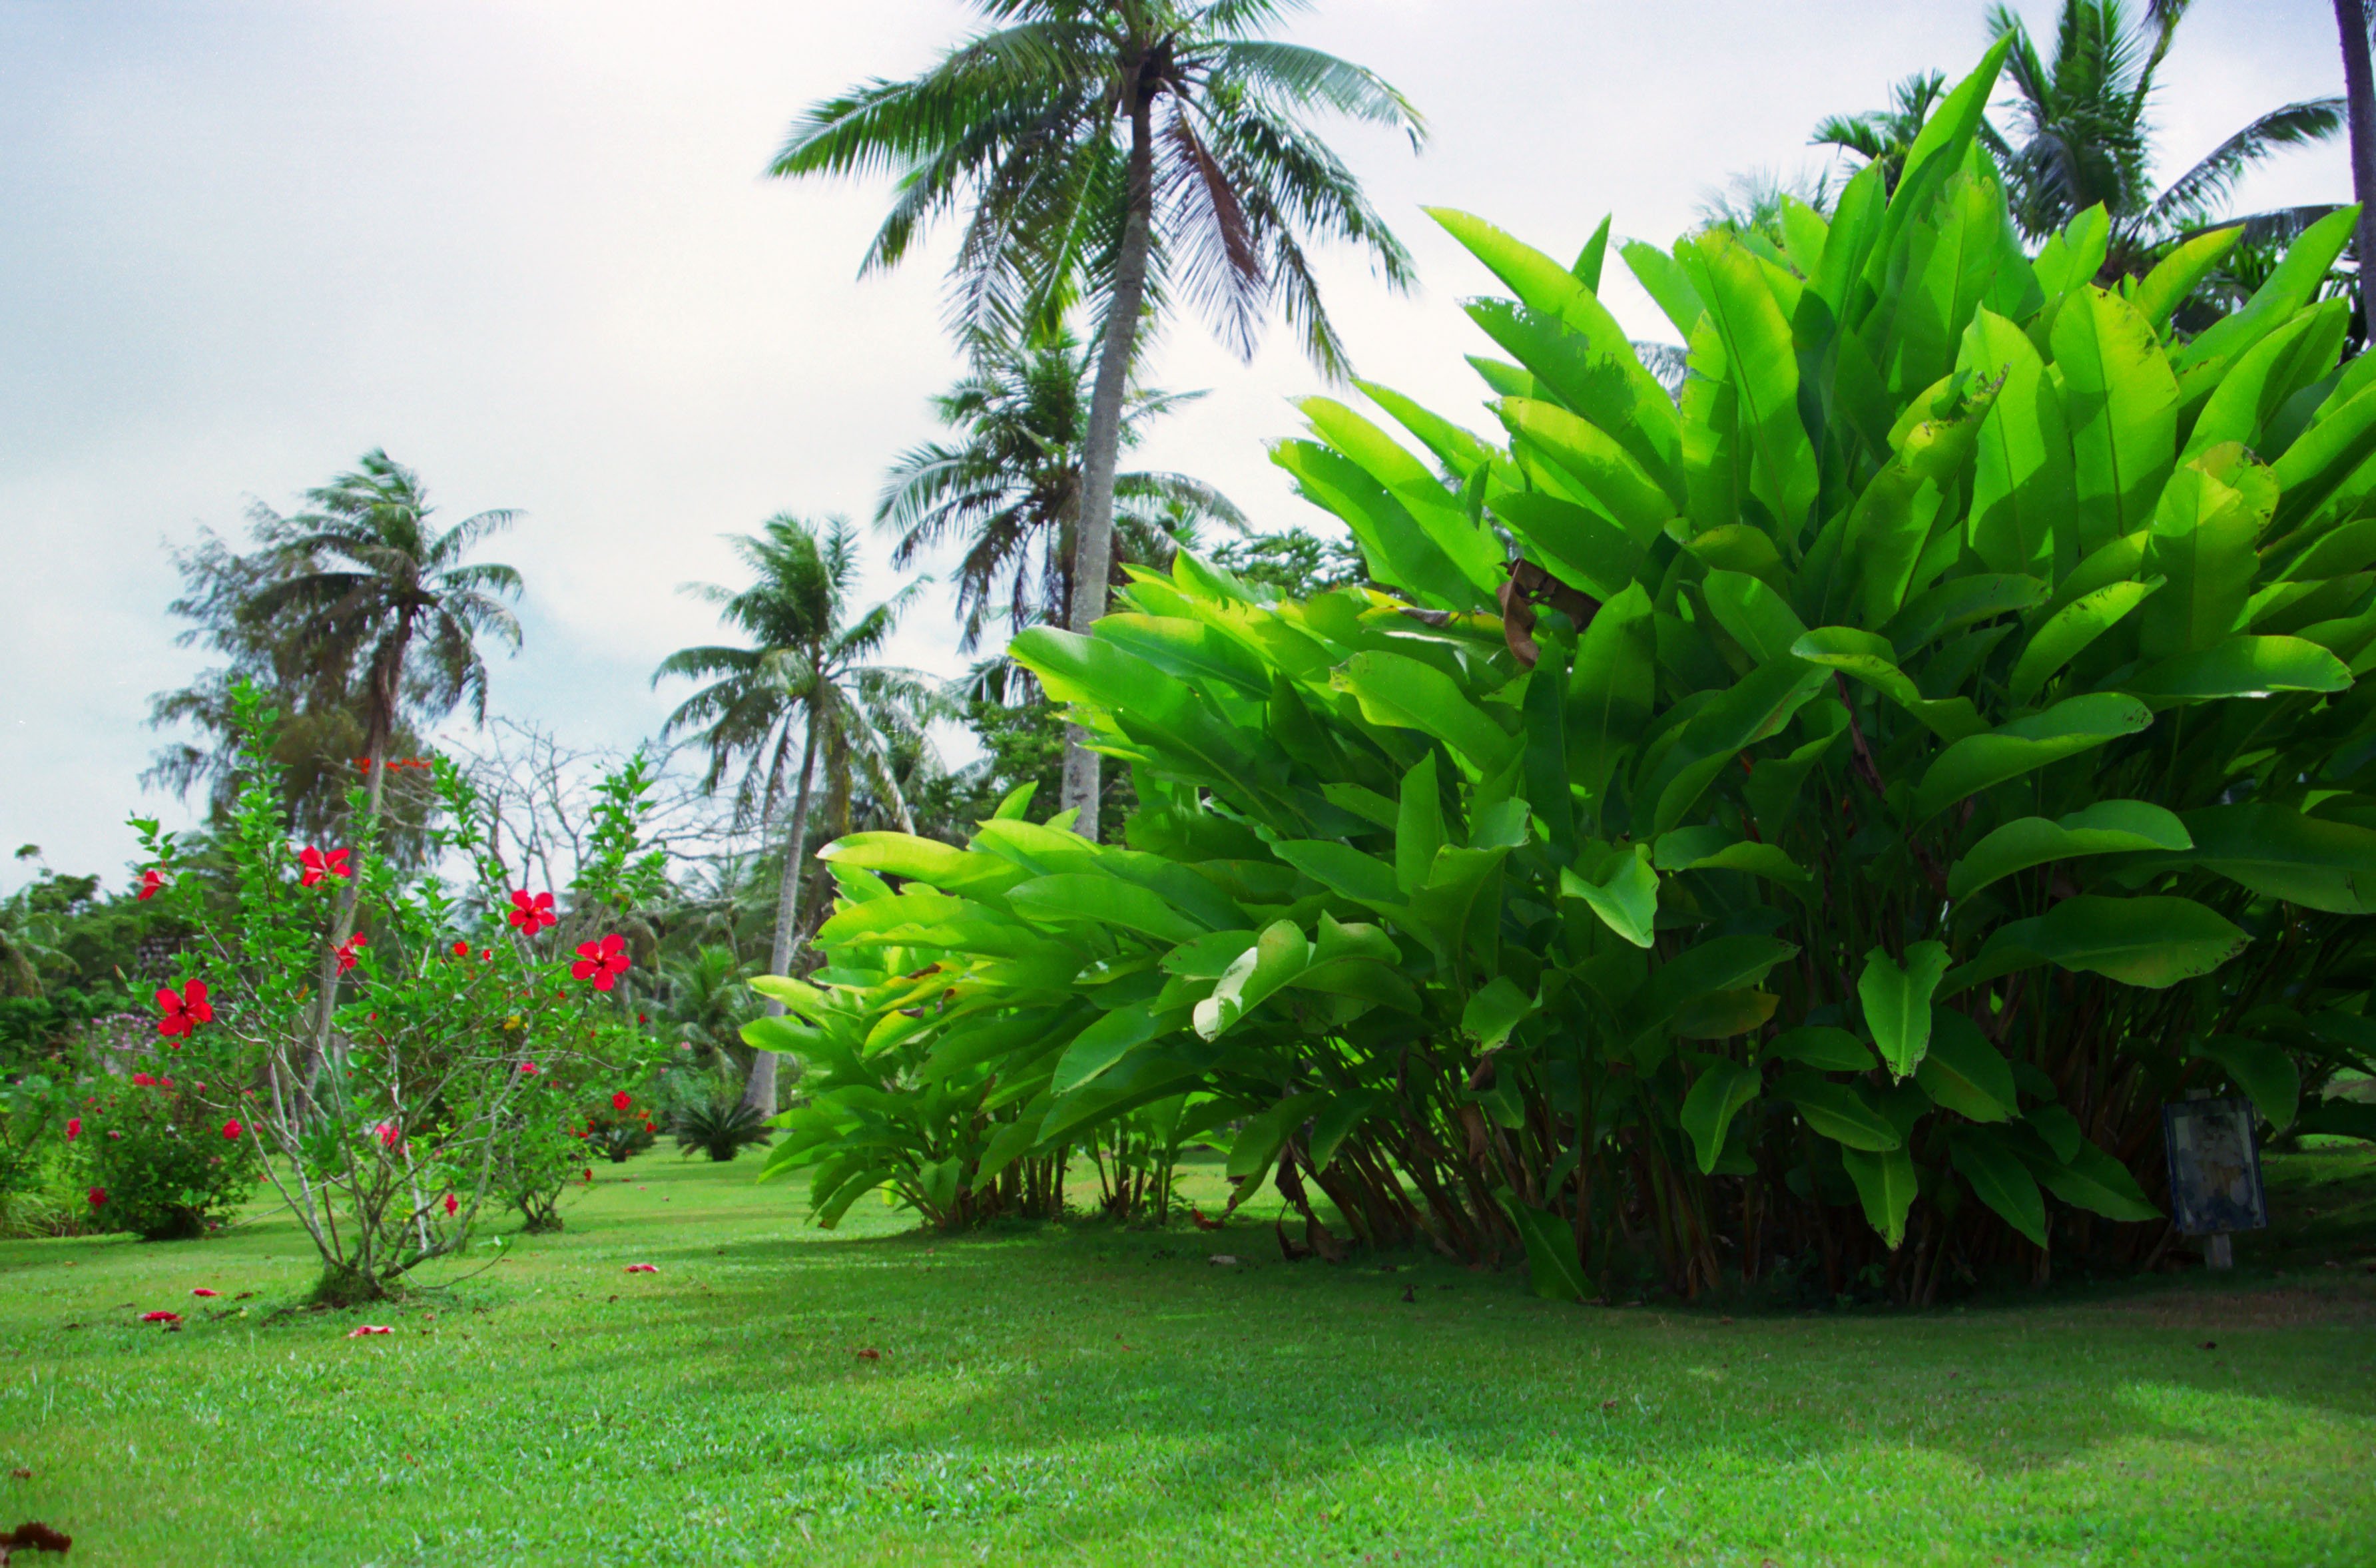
4 1151 2373 1566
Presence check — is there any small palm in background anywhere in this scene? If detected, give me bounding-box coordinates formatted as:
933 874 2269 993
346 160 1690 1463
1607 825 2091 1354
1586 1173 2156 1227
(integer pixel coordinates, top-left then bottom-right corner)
671 1097 774 1164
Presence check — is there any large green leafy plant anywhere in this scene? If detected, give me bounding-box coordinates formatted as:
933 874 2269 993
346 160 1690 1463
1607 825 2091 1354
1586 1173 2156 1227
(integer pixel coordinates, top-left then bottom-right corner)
763 41 2376 1300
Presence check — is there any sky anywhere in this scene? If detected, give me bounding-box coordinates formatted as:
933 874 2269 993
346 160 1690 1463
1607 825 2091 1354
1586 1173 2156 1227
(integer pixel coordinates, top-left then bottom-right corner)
0 0 2351 890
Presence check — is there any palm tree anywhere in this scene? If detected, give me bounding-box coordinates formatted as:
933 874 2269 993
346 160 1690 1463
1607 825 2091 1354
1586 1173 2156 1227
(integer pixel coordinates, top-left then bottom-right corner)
240 451 522 1069
653 515 938 1113
2335 0 2376 330
245 451 525 823
1984 1 2344 270
772 0 1424 838
1813 71 1947 193
876 328 1244 653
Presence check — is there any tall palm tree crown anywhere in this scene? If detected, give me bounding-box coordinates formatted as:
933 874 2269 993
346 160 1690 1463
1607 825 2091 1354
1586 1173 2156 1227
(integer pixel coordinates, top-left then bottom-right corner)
244 449 524 805
772 0 1425 836
653 515 940 1113
1982 0 2343 266
1813 71 1948 194
876 329 1244 652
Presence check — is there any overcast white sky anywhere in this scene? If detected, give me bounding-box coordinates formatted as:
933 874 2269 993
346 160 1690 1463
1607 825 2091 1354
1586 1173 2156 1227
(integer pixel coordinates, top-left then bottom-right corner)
0 0 2349 888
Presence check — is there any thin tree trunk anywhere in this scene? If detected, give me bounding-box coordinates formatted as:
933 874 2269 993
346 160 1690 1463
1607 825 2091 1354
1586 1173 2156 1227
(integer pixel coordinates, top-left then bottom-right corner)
744 718 821 1117
1060 78 1157 844
306 672 398 1091
2337 0 2376 335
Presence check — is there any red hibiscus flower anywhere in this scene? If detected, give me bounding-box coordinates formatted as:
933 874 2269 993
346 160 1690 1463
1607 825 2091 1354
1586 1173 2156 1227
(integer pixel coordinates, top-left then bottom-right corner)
451 940 470 957
507 890 558 934
334 933 368 973
443 1192 458 1218
611 1090 632 1112
221 1119 243 1141
192 1288 219 1298
346 1324 392 1338
87 1188 106 1208
571 933 631 991
624 1263 658 1274
141 1310 181 1324
156 981 212 1038
65 1117 80 1141
137 869 166 900
131 1073 155 1087
296 846 352 888
374 1121 401 1149
518 1060 539 1077
582 1168 593 1182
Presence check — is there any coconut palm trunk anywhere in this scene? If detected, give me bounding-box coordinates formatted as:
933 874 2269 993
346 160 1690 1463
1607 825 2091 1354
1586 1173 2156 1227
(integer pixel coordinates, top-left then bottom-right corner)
2337 0 2376 331
1061 81 1159 844
745 719 821 1117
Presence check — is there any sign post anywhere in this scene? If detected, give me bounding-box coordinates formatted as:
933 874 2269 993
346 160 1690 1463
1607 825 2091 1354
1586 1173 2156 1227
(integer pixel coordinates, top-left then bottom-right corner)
2162 1093 2268 1271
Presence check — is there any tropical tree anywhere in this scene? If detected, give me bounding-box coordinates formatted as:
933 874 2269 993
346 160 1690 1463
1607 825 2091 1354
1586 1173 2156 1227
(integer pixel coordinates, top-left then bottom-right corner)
772 0 1426 836
877 328 1245 652
2336 0 2376 327
1813 70 1947 193
1984 0 2343 269
653 515 936 1113
242 451 524 822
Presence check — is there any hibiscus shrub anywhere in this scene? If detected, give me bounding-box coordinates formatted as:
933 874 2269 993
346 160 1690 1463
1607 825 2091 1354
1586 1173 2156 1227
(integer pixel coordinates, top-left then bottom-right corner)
581 1089 659 1164
79 1071 256 1240
129 684 664 1300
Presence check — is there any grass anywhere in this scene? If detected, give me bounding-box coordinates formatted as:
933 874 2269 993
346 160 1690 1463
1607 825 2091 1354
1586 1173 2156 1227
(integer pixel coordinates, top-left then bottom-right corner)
4 1150 2375 1565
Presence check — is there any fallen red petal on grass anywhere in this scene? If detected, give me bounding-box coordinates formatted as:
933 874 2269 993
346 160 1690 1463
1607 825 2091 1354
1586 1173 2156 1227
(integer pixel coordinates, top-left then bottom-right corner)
856 1348 881 1360
191 1288 219 1298
624 1263 659 1274
140 1311 180 1324
347 1325 394 1338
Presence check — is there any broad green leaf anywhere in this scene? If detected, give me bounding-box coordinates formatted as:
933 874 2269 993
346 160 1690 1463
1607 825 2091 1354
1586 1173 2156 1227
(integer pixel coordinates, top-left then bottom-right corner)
1687 231 1821 536
2136 463 2259 659
1010 626 1185 723
2194 1034 2300 1131
1193 921 1311 1040
1009 875 1207 943
1672 989 1781 1039
1225 1091 1331 1182
1781 1074 1902 1152
2006 579 2161 705
1097 614 1271 698
1644 660 1831 834
1339 651 1520 770
2026 1138 2162 1222
1504 1194 1592 1302
2132 226 2243 336
1913 692 2155 822
1622 237 1707 337
2176 803 2376 914
1701 569 1808 664
1681 1060 1763 1175
1273 840 1399 907
2026 895 2247 989
1561 843 1658 948
2052 286 2178 554
2177 204 2359 376
2033 204 2110 300
2183 300 2349 461
1395 752 1445 896
1859 941 1950 1078
817 832 1030 898
1500 398 1677 544
1764 1027 1877 1072
1948 1129 2048 1246
2123 635 2351 704
1301 397 1504 595
1946 800 2192 900
1271 439 1482 610
1488 492 1643 601
1462 976 1536 1049
1049 1003 1185 1096
1356 378 1500 481
1915 1007 2017 1123
1842 1146 1919 1249
1787 627 1977 740
2271 378 2376 534
1963 307 2072 575
1308 1089 1389 1173
1652 828 1811 884
1523 654 1575 858
1558 582 1653 812
1887 573 2047 656
1161 928 1261 977
1632 936 1798 1041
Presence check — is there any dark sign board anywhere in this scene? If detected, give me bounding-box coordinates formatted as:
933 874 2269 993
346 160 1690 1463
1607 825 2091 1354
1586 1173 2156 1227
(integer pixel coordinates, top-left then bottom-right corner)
2162 1097 2268 1237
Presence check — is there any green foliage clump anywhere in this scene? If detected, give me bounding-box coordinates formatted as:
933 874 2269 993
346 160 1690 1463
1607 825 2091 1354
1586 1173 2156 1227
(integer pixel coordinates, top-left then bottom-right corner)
749 42 2376 1302
79 1073 257 1241
669 1095 774 1164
